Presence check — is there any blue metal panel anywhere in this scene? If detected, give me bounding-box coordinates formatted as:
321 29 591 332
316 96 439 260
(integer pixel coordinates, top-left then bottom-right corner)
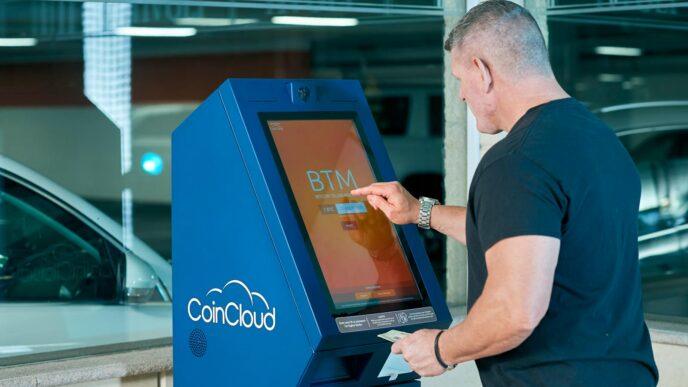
172 91 312 386
173 79 451 386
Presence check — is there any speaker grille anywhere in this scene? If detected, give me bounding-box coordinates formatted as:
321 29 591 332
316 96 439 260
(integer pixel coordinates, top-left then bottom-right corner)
188 328 207 358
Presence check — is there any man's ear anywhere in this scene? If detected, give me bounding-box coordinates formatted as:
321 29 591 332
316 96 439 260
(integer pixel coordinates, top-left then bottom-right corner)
472 57 493 93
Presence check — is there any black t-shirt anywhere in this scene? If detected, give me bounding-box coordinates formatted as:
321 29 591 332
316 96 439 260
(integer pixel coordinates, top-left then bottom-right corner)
465 98 659 387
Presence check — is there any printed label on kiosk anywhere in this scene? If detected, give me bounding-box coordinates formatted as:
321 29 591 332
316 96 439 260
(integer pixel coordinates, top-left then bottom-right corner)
264 116 437 332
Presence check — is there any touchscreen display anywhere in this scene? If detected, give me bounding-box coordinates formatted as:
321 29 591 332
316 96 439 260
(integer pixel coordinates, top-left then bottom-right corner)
265 117 421 311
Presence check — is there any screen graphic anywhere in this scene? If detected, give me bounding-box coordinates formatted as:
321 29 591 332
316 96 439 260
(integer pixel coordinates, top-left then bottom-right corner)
266 117 421 312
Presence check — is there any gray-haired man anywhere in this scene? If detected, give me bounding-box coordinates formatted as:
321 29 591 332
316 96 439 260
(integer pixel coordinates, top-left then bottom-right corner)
351 0 658 385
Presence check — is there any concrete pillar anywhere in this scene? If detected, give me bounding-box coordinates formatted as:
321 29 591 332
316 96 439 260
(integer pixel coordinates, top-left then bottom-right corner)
443 0 469 306
525 0 549 48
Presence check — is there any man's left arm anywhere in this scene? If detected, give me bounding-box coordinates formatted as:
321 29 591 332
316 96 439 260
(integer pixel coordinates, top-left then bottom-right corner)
392 234 559 376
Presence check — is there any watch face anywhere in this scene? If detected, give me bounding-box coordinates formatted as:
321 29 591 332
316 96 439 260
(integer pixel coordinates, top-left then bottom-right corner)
420 197 437 205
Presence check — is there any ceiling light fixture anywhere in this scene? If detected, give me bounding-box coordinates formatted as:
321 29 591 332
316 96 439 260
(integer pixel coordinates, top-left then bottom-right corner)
0 38 37 47
174 18 258 27
598 73 624 83
115 27 197 37
594 46 642 57
271 16 359 27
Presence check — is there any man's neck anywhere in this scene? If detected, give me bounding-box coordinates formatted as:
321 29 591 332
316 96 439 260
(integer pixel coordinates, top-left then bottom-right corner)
498 78 570 133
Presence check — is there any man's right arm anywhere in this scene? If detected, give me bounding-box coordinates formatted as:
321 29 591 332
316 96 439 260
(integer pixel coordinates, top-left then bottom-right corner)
351 182 468 246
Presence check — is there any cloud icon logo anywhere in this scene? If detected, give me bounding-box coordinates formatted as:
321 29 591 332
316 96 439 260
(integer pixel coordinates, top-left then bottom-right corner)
187 279 276 331
205 279 270 309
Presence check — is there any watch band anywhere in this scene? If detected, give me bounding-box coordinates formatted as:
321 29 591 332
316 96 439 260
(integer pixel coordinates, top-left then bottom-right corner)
434 330 455 371
418 196 439 230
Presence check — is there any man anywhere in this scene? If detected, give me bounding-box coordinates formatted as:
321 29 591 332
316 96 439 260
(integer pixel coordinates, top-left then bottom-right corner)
350 0 658 385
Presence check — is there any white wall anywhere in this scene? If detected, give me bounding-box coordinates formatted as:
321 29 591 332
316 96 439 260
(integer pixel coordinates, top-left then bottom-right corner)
0 104 189 203
0 106 122 201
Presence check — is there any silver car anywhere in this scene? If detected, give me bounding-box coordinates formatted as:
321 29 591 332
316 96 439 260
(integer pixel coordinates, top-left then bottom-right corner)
0 156 171 364
599 101 688 318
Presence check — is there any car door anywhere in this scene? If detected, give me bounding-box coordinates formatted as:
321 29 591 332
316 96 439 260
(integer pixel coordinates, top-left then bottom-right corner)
0 174 170 363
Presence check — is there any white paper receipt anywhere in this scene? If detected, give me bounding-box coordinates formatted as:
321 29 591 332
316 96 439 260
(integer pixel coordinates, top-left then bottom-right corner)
378 353 413 381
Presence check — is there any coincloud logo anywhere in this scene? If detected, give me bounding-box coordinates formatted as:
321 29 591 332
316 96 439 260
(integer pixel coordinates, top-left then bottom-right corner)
187 280 276 331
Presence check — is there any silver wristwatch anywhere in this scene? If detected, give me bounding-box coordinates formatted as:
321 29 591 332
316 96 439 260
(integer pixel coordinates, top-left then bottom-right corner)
417 196 439 229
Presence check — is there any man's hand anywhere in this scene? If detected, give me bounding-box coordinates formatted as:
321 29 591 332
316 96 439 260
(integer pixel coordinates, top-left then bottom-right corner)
391 329 446 377
350 182 419 225
352 182 470 246
342 200 395 253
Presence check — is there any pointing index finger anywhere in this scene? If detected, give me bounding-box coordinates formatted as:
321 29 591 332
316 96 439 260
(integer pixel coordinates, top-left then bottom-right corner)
350 184 392 198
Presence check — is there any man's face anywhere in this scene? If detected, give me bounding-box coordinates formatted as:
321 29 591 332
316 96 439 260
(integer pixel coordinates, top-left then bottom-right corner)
450 47 500 134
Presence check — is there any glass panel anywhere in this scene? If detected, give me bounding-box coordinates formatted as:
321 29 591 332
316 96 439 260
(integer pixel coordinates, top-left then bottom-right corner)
549 0 680 10
0 0 443 363
428 94 444 137
0 177 120 302
549 4 688 321
368 96 410 135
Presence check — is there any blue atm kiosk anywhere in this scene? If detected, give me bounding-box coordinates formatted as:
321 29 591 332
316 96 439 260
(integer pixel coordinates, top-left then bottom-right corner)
172 79 451 386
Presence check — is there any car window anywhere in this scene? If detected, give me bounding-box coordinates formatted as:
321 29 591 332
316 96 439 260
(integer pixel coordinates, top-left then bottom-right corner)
619 128 688 283
0 176 123 302
367 96 409 135
620 130 688 164
620 130 688 233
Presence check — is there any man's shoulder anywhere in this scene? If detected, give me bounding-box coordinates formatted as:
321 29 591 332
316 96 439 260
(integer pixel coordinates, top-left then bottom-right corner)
476 102 557 172
475 124 547 183
479 101 613 180
472 149 550 191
